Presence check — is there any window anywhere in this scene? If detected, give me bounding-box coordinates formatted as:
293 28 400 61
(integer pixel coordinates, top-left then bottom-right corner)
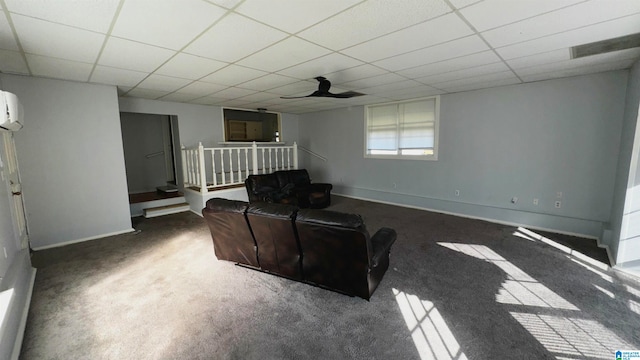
222 108 281 142
365 96 439 160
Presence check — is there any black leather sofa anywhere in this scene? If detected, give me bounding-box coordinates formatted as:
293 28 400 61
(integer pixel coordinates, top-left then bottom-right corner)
245 169 333 209
202 198 396 300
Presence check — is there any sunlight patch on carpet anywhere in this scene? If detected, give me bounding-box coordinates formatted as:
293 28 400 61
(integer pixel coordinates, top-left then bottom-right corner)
393 288 467 360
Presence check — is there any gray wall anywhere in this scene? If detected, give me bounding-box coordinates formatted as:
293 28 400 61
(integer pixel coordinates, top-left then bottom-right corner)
613 60 640 265
0 75 132 249
298 71 628 238
0 130 34 360
120 113 170 194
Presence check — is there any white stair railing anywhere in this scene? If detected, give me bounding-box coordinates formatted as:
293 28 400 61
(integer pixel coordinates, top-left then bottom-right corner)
182 141 298 193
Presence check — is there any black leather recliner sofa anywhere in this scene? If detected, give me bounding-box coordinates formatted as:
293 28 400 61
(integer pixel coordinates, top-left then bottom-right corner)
245 169 333 208
202 198 396 300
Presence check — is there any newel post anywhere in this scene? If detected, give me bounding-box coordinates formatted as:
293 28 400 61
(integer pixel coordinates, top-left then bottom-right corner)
198 142 207 194
252 141 258 175
293 142 298 169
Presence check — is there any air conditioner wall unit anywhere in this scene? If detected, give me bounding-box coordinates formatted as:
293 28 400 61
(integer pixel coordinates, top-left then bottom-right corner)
0 91 23 131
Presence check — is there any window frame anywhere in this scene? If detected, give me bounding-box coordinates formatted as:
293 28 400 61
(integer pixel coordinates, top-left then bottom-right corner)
220 107 282 143
364 96 440 161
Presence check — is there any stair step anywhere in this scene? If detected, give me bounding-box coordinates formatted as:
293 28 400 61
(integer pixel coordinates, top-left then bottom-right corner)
143 202 190 218
156 185 178 193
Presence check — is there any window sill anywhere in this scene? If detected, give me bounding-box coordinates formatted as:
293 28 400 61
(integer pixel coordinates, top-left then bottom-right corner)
364 154 438 161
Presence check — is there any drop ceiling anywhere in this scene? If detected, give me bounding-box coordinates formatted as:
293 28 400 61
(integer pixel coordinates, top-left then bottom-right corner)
0 0 639 114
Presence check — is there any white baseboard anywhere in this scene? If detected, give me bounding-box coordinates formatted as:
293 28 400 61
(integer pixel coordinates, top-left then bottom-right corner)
31 228 136 251
334 192 600 240
11 268 36 360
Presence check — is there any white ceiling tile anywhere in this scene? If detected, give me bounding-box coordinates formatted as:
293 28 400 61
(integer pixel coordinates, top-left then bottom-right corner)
0 12 18 51
460 0 583 32
277 52 364 79
13 15 104 63
189 95 229 105
237 74 298 91
178 81 228 95
99 37 175 72
200 65 268 86
266 80 319 96
4 0 118 33
417 62 511 85
125 88 171 100
236 0 361 34
381 86 444 101
325 64 388 84
235 92 281 103
117 86 132 96
213 87 258 99
158 92 204 103
0 49 29 74
136 74 193 92
443 77 521 93
238 37 331 72
340 73 408 90
496 13 640 60
398 50 501 78
298 0 452 50
434 71 519 91
506 49 571 70
155 53 227 80
342 13 473 62
219 99 255 107
205 0 242 9
448 0 483 9
359 80 427 94
112 0 226 50
520 58 636 83
514 47 640 77
184 13 288 62
482 0 640 48
26 54 92 82
90 65 148 87
374 35 489 71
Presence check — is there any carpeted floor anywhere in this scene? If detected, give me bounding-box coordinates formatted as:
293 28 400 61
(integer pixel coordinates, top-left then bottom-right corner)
21 196 640 359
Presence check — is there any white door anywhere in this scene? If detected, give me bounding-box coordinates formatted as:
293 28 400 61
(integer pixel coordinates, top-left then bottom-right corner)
2 131 28 249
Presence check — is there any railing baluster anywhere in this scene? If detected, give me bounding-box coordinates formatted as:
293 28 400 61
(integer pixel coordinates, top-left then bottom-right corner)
286 148 290 170
229 149 234 184
237 148 242 181
280 148 284 170
220 149 226 185
268 148 272 173
245 149 250 177
211 149 217 186
261 149 266 174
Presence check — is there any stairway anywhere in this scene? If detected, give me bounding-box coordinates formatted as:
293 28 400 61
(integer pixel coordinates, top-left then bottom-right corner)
129 191 190 218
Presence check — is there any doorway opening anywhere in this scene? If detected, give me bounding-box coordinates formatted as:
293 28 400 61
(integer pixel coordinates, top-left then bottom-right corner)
120 112 181 205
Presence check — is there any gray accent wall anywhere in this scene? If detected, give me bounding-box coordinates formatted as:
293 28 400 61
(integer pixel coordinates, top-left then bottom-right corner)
298 71 628 238
613 60 640 266
0 75 132 249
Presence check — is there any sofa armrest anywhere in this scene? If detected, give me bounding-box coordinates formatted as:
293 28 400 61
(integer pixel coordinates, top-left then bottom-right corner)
309 183 333 192
370 227 396 267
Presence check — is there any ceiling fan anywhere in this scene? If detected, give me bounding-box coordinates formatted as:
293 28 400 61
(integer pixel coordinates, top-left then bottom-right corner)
281 76 365 99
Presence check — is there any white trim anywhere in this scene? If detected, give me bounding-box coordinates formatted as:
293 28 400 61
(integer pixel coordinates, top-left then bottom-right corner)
31 228 135 251
190 209 203 217
334 192 602 241
11 268 35 360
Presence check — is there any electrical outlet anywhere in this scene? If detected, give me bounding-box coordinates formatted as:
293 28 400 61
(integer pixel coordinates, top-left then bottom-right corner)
533 198 539 205
555 200 562 208
455 190 460 196
511 197 518 204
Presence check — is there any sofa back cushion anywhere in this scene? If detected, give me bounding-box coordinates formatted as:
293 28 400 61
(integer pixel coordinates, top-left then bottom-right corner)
276 169 311 188
246 203 302 279
295 208 372 298
202 198 259 267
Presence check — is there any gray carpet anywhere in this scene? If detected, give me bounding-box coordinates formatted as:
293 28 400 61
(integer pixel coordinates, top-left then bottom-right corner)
21 196 640 359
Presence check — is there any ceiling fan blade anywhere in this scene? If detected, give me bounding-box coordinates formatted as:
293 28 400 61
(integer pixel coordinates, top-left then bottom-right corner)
326 91 365 98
